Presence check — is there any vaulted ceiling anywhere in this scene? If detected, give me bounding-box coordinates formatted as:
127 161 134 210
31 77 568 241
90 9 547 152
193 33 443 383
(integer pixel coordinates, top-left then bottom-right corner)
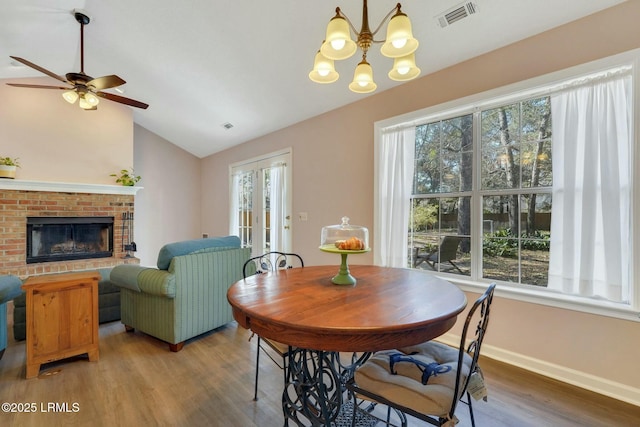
0 0 626 158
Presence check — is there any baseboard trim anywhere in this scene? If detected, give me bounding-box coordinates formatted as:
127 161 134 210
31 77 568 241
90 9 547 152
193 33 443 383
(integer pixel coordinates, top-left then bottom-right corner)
437 334 640 407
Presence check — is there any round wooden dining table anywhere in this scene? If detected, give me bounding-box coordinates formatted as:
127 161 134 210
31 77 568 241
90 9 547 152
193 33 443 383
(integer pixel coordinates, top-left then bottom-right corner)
227 264 467 426
228 264 467 352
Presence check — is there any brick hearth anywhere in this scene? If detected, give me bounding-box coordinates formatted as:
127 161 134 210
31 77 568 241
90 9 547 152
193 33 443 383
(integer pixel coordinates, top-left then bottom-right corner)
0 188 139 278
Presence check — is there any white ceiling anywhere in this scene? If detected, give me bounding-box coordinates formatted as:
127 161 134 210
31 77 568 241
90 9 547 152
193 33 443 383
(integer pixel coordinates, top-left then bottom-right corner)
0 0 626 158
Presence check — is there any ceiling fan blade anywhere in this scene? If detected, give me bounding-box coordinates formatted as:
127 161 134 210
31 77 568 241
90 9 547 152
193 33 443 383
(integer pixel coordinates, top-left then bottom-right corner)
6 83 70 90
88 75 126 91
96 91 149 109
9 56 69 84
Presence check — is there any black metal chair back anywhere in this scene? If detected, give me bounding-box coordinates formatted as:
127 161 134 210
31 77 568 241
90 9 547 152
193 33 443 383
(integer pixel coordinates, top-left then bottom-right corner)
242 251 304 279
242 251 304 402
448 282 496 421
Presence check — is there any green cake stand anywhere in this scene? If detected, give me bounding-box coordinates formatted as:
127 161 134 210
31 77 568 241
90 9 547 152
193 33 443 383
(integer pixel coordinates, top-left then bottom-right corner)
319 245 371 285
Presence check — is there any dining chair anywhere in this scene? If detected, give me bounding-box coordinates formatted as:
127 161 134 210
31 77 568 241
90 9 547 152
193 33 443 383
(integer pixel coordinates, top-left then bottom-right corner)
347 283 496 427
242 251 304 401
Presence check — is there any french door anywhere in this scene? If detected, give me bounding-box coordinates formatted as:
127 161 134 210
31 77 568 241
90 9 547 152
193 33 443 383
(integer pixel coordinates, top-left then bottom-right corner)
229 150 292 256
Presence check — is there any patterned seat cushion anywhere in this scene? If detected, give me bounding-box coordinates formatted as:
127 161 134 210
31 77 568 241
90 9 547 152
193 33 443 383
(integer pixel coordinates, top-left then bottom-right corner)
354 341 471 417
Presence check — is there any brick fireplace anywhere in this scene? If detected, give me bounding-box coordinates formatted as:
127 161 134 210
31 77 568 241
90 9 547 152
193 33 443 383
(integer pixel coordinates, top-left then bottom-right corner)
0 181 140 278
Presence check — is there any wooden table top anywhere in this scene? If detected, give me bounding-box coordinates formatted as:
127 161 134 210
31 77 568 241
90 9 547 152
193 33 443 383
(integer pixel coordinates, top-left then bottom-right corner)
227 265 467 352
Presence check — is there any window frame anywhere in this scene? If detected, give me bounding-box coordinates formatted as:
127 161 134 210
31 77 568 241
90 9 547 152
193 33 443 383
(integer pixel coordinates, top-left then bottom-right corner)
374 49 640 322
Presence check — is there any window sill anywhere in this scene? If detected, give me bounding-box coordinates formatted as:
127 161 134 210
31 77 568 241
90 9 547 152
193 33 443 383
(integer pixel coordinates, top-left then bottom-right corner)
439 274 640 323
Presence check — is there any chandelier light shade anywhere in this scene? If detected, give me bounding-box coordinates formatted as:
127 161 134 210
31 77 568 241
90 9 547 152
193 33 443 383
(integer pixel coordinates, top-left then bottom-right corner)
380 11 419 58
309 51 340 84
321 14 357 60
310 0 420 94
388 53 421 81
348 58 377 93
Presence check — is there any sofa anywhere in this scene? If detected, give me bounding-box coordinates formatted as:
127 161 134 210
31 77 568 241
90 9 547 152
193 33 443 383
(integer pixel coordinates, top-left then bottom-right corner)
12 268 121 341
110 235 250 352
0 275 23 360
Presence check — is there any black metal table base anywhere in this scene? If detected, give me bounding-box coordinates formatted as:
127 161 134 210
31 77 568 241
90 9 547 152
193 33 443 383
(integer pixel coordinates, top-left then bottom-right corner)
282 348 374 426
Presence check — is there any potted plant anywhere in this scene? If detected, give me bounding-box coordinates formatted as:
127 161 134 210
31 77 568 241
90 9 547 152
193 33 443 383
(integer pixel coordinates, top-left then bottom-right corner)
0 157 20 179
110 168 141 186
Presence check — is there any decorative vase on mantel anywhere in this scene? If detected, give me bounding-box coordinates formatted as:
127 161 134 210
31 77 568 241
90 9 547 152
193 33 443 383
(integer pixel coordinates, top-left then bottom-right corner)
0 165 17 179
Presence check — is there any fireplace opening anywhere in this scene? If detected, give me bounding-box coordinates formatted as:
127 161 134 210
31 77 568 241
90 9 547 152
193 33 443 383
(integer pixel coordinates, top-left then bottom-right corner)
26 217 114 264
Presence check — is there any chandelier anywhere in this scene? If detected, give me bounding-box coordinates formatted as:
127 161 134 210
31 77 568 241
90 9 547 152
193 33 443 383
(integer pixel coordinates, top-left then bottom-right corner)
309 1 420 94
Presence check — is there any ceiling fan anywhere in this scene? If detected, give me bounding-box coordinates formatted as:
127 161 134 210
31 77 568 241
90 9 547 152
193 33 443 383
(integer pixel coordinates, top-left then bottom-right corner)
6 9 148 110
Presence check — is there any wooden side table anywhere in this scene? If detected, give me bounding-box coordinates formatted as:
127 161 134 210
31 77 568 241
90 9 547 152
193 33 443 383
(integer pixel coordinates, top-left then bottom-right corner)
22 271 100 379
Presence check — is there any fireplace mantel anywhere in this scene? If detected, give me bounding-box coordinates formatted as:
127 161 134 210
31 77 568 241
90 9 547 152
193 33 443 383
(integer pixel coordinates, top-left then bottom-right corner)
0 179 142 195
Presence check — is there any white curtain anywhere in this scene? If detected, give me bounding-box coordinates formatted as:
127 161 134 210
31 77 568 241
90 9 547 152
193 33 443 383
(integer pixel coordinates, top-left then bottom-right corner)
548 73 632 302
269 164 285 253
374 127 416 267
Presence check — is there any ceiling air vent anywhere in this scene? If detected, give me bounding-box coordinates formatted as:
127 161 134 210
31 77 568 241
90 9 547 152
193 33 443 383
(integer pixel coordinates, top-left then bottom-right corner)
437 2 478 28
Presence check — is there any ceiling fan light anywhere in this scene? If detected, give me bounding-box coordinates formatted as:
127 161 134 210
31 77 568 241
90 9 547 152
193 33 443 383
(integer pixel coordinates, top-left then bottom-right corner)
388 53 421 81
321 15 357 60
381 12 418 58
348 60 377 94
78 96 93 110
62 90 79 104
84 92 100 106
309 51 339 84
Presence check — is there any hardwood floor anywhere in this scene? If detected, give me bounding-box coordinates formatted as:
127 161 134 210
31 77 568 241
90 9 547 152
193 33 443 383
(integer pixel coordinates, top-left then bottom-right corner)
1 318 639 426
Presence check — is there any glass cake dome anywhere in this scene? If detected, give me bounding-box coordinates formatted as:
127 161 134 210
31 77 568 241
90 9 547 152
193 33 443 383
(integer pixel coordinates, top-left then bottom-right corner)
320 216 369 251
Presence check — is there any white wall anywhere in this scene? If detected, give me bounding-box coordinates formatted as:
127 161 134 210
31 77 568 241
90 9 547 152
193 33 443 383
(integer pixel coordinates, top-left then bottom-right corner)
0 77 132 183
133 125 201 266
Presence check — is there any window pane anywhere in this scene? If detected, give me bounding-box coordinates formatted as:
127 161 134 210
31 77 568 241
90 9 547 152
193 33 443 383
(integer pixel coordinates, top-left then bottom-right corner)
409 196 470 276
520 194 551 286
520 193 552 237
481 148 508 189
423 235 470 275
414 114 472 194
235 171 253 248
483 195 519 282
441 152 460 193
521 97 551 144
482 194 551 284
409 198 439 268
483 237 519 283
521 141 552 188
483 99 552 191
521 242 549 286
414 123 440 194
483 195 518 235
482 103 520 149
410 198 439 237
441 116 463 151
439 197 460 233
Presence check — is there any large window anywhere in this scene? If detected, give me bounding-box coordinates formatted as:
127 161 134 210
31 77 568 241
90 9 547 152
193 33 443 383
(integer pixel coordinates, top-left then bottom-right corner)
375 52 637 313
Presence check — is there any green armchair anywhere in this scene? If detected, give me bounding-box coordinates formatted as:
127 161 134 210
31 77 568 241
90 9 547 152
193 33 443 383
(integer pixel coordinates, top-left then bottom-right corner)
0 274 22 360
110 236 250 352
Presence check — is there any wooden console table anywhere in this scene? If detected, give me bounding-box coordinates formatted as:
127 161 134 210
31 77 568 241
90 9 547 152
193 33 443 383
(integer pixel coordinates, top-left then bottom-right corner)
22 271 100 378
